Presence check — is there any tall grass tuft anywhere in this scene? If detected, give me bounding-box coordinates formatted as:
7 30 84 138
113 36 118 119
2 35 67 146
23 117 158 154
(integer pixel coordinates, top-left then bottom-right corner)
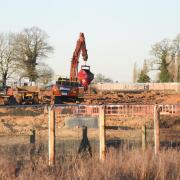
0 147 179 180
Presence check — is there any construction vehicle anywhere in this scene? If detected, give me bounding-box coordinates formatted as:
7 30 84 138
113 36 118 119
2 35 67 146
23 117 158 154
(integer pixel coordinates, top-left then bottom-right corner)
15 86 39 105
0 82 40 105
52 33 94 104
0 82 16 105
0 33 93 105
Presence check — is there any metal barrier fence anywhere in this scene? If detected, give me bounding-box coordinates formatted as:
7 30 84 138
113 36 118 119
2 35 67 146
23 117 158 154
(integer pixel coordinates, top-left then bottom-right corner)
54 104 180 117
0 103 179 116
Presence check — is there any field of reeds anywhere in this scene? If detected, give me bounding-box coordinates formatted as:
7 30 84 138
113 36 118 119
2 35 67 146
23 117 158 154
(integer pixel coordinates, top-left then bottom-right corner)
0 146 179 180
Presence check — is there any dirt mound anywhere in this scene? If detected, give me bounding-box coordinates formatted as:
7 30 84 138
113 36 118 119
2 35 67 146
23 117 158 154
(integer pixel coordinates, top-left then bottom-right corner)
161 94 180 104
84 90 178 105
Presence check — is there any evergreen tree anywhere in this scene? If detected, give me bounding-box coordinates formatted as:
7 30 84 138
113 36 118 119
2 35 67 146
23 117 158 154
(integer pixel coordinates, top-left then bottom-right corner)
137 59 151 83
137 70 150 83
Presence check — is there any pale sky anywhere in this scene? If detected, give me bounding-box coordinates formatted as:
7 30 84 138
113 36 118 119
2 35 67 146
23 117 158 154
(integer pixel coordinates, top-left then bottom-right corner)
0 0 180 82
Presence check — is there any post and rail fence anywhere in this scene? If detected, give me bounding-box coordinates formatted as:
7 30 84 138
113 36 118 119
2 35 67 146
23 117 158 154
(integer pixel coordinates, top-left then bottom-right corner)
47 103 179 165
0 103 178 166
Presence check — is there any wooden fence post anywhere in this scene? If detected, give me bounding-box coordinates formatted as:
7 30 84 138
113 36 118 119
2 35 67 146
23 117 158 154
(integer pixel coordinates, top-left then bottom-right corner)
154 105 160 155
30 129 36 160
99 106 106 161
30 129 35 144
48 106 55 166
142 124 146 151
78 126 92 156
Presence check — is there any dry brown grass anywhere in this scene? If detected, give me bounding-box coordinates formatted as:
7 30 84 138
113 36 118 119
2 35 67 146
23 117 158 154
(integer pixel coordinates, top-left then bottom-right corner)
0 147 179 180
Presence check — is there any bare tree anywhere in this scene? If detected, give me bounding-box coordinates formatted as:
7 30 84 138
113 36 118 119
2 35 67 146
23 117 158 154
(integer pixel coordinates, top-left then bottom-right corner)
36 63 54 85
132 62 138 83
160 34 180 82
171 34 180 82
93 73 113 83
150 39 173 82
172 33 180 53
0 33 17 87
14 27 53 82
142 59 150 74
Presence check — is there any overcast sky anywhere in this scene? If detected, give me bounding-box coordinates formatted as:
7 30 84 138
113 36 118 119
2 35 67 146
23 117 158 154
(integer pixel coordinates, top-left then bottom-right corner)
0 0 180 82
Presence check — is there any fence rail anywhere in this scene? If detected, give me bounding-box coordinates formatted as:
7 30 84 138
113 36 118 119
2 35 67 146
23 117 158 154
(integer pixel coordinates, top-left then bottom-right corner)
54 104 180 117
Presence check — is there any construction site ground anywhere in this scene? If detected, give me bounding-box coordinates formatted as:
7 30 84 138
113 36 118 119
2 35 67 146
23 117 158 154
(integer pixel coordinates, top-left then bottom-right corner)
83 90 180 105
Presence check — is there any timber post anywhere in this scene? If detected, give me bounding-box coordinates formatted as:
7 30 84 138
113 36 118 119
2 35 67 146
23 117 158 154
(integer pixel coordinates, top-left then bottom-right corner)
30 129 36 160
99 106 106 161
48 106 55 166
30 129 35 144
141 124 146 151
154 105 160 155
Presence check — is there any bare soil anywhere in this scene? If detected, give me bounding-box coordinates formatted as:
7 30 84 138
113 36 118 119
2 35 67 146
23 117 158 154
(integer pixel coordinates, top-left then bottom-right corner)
84 90 180 104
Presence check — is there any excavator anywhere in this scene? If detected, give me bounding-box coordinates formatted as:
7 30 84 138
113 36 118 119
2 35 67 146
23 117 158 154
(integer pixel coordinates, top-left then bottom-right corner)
51 33 94 104
0 81 16 105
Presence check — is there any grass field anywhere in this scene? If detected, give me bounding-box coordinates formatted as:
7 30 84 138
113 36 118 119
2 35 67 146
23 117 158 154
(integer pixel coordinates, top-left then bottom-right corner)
0 147 179 180
0 107 179 179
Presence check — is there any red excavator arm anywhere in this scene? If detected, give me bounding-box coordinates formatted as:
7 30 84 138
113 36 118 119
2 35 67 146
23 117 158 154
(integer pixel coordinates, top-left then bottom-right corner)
70 32 88 81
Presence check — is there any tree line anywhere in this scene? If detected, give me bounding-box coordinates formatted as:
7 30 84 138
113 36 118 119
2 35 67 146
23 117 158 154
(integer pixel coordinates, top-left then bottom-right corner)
133 33 180 83
0 27 54 87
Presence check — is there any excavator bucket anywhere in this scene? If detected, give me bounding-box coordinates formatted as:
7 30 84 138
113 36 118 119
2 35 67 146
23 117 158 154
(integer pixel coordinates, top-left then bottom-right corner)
78 65 94 90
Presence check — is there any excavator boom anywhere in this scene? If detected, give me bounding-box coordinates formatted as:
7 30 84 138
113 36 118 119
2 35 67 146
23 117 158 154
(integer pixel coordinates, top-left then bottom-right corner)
70 33 88 81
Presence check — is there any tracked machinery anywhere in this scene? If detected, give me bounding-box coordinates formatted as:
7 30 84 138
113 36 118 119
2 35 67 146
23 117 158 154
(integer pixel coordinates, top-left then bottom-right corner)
0 82 16 105
15 86 39 105
0 82 39 105
52 33 94 104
